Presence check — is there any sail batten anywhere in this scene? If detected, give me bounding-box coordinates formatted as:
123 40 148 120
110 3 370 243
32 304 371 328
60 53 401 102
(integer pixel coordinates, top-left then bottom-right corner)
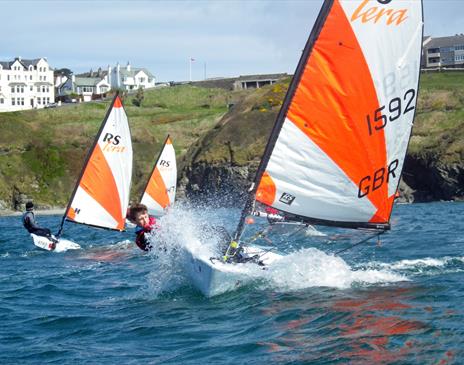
140 135 177 216
234 0 423 239
59 92 133 232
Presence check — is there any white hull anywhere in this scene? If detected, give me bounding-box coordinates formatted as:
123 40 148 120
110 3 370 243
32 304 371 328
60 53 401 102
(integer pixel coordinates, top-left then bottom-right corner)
31 233 81 252
184 245 283 297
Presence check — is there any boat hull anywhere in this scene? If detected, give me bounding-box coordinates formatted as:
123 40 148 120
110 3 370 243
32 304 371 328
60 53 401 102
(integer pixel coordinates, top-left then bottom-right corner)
31 233 81 252
184 245 282 297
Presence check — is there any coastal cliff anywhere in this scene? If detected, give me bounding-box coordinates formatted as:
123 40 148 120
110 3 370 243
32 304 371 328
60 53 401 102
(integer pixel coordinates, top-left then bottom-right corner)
0 72 463 211
178 72 464 204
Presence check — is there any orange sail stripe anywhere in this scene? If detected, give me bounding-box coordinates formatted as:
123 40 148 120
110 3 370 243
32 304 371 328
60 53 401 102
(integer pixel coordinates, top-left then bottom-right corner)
113 96 122 108
78 144 124 230
166 137 172 145
286 0 390 222
256 171 277 207
67 207 76 221
146 168 170 209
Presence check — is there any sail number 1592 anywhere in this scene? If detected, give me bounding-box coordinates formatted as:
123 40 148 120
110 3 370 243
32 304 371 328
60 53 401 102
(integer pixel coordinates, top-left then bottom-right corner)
366 88 416 135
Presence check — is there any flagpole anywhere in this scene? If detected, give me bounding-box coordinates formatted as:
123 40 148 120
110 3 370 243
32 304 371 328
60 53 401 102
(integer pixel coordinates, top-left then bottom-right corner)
189 57 192 82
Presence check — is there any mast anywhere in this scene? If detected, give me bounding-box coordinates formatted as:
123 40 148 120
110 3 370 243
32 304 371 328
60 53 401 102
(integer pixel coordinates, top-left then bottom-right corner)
233 0 423 242
57 92 121 237
57 90 133 235
233 0 335 242
139 134 177 217
139 134 171 203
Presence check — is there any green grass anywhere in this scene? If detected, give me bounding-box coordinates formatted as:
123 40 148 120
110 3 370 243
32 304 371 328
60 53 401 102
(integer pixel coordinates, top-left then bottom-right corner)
409 72 464 163
0 72 463 209
0 85 241 208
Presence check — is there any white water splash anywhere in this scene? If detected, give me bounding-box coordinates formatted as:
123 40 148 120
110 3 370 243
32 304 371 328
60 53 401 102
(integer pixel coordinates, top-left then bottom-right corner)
144 206 229 296
363 256 464 274
264 248 406 291
142 206 409 296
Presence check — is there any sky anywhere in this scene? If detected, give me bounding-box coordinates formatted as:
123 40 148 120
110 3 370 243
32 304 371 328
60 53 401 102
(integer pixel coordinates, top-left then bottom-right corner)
0 0 462 82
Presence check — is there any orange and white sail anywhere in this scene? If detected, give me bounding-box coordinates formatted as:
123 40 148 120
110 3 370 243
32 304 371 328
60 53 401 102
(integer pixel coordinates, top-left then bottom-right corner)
238 0 423 234
62 93 133 231
140 135 177 216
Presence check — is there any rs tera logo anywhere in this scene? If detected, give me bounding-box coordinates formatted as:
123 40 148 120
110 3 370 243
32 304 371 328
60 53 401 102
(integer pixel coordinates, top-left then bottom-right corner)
102 133 126 152
351 0 408 26
159 160 170 167
103 133 121 145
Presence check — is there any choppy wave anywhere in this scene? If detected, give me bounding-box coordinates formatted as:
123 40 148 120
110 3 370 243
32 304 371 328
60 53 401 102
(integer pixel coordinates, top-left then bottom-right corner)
360 256 464 276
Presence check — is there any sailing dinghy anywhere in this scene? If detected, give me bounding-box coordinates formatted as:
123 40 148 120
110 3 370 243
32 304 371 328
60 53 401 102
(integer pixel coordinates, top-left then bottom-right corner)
51 92 133 249
186 0 424 296
140 135 177 217
30 233 80 252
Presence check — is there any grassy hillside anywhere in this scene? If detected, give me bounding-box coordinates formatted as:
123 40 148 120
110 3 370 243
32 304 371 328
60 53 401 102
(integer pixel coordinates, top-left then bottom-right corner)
0 85 248 209
178 71 464 202
1 71 463 210
410 71 464 163
183 72 464 166
179 80 289 169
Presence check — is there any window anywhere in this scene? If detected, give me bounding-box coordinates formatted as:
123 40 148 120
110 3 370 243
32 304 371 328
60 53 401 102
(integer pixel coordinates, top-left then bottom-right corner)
12 98 15 106
30 86 33 91
30 75 32 80
37 97 41 104
20 97 24 105
7 75 9 81
456 55 464 62
37 86 40 92
0 98 3 104
456 45 464 51
11 87 14 93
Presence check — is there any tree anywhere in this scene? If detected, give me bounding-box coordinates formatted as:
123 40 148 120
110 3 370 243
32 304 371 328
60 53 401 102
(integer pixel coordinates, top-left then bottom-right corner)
132 87 144 107
54 68 73 77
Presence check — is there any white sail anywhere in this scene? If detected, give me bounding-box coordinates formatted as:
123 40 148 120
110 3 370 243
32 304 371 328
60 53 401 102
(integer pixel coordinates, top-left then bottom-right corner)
140 135 177 216
252 0 423 230
64 94 133 231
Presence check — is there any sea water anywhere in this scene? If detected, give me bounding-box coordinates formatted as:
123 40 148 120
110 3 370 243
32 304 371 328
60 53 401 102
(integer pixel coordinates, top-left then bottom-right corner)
1 202 463 364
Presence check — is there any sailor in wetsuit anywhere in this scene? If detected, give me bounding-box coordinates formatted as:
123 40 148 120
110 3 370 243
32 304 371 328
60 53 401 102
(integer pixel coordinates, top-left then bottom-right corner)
128 203 158 251
22 202 58 246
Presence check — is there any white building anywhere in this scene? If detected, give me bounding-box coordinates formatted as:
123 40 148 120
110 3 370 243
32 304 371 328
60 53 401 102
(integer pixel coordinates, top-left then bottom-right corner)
0 57 54 112
56 74 110 102
108 62 155 91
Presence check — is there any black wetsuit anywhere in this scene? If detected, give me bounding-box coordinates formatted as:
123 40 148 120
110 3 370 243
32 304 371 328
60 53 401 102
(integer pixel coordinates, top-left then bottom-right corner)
22 211 53 238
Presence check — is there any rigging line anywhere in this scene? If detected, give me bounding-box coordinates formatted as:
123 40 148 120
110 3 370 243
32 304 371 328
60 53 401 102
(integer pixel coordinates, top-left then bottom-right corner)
334 231 385 256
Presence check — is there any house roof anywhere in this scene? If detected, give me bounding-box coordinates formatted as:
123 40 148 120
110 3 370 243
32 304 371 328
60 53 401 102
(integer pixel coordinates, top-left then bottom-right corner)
0 58 45 70
120 67 154 79
426 35 464 49
74 77 107 87
236 73 288 82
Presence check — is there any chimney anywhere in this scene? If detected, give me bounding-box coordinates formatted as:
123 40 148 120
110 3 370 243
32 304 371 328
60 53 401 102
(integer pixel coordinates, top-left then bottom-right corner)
126 61 131 72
